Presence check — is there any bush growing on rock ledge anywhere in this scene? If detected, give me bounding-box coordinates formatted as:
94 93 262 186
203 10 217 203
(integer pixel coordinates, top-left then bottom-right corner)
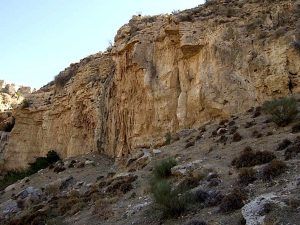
262 96 298 126
28 150 61 173
20 99 31 109
0 150 60 190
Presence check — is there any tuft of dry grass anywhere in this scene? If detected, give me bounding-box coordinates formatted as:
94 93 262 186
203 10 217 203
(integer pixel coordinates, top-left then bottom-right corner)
276 139 292 151
232 147 276 168
232 132 242 142
284 142 300 160
238 167 257 185
262 160 287 181
219 189 247 213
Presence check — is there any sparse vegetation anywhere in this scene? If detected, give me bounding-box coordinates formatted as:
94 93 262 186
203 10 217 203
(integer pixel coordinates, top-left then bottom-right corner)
232 147 276 168
0 150 60 191
276 139 292 151
238 167 257 185
185 141 195 148
28 150 60 174
21 99 31 109
291 122 300 133
219 189 246 213
54 64 79 88
149 157 190 217
284 141 300 160
165 132 172 145
106 40 113 52
232 132 242 142
46 217 67 225
262 160 287 181
151 179 188 217
262 97 298 126
185 220 207 225
191 189 223 207
153 157 177 179
0 170 30 191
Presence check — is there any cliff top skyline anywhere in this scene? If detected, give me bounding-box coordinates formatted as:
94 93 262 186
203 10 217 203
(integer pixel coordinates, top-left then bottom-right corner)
0 0 202 89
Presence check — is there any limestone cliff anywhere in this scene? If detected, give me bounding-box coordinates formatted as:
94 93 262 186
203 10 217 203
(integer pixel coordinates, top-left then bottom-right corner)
3 0 300 170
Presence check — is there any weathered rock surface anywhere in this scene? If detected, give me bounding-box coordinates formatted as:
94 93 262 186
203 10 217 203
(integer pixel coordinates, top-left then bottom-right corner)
3 0 300 170
241 193 286 225
0 81 31 112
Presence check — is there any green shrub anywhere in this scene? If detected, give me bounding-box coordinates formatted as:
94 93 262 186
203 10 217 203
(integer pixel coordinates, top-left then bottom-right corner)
0 170 30 190
21 99 31 109
153 158 177 179
151 179 187 217
46 150 60 164
28 157 50 173
262 97 298 126
29 150 60 173
0 150 60 191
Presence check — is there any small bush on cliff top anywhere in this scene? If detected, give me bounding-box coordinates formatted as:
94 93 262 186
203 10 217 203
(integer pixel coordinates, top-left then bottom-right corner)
262 96 298 126
21 99 31 109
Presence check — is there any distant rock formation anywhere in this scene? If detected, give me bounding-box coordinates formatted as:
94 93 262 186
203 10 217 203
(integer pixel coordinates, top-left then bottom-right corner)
0 80 32 112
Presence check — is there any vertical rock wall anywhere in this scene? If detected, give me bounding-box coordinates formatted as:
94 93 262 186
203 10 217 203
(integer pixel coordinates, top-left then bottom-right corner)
3 0 300 170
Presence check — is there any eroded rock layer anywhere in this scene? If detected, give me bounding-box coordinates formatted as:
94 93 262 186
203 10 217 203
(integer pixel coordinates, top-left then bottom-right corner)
3 0 300 169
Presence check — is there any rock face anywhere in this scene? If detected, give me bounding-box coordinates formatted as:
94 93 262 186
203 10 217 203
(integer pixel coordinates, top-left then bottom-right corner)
3 0 300 170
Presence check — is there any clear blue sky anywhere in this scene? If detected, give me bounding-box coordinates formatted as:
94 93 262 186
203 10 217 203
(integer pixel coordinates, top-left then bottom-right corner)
0 0 203 88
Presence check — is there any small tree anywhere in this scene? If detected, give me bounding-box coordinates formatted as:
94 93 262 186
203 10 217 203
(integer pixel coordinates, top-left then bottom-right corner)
262 96 298 126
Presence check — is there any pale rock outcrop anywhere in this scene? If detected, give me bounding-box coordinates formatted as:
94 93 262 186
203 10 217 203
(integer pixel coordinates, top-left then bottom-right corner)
3 0 300 170
242 193 286 225
17 86 31 95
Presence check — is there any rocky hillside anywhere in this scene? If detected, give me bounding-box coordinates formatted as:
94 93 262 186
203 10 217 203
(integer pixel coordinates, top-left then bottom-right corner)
2 0 300 170
0 96 299 225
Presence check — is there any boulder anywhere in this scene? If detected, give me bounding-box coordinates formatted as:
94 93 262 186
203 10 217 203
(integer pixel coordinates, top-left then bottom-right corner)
242 193 286 225
171 160 203 177
0 199 20 217
2 84 16 96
